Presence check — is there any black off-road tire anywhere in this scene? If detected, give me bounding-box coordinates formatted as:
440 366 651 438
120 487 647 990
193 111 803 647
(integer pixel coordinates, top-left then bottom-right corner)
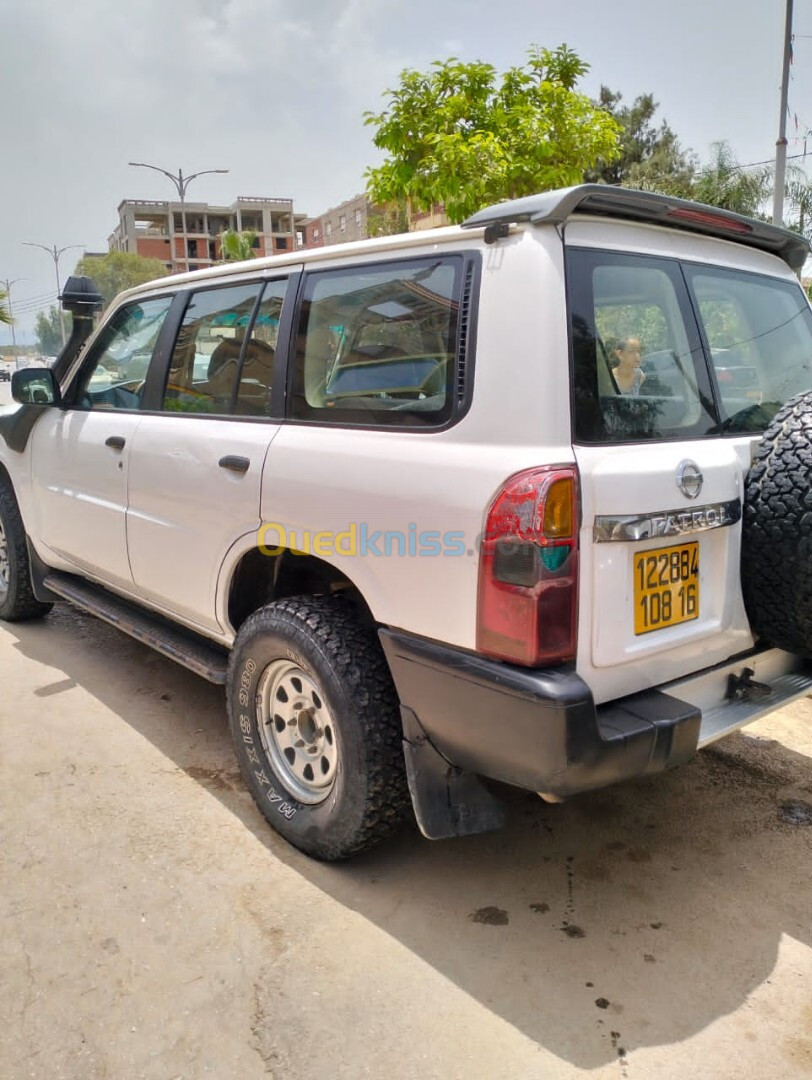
227 594 409 860
0 482 53 622
742 389 812 654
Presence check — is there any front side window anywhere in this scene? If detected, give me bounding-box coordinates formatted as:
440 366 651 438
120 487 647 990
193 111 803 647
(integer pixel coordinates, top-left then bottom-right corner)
290 256 462 427
73 295 173 411
686 265 812 434
568 250 716 443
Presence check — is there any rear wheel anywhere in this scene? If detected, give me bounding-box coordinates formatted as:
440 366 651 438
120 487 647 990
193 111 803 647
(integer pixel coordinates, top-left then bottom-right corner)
0 482 53 622
227 594 409 860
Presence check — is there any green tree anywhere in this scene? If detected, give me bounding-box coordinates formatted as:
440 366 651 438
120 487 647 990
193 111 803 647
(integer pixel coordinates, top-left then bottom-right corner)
0 289 11 326
35 306 70 355
364 45 621 224
784 167 812 242
219 229 259 262
74 251 169 307
366 203 410 237
585 87 695 195
691 141 771 216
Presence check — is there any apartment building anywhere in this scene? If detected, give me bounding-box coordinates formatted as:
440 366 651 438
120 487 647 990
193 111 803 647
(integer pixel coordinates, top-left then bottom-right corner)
301 193 450 249
301 193 375 249
109 196 307 272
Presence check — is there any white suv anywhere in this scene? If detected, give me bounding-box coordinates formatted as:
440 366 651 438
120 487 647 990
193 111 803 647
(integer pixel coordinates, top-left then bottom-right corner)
2 185 811 860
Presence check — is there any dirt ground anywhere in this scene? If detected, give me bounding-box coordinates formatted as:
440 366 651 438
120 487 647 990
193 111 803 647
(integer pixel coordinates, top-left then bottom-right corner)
1 600 811 1080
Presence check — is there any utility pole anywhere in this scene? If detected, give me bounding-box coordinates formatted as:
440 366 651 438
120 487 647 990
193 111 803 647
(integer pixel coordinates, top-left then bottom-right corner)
22 243 84 347
773 0 794 225
0 277 25 347
128 162 229 272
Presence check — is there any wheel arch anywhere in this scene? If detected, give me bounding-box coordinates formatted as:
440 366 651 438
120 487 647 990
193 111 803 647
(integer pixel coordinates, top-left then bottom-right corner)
222 542 377 635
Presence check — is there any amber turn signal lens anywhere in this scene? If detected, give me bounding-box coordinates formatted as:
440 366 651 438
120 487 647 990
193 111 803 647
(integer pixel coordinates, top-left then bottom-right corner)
543 477 574 538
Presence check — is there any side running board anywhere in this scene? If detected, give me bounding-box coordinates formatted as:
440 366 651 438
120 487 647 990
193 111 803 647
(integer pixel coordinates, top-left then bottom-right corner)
43 572 229 684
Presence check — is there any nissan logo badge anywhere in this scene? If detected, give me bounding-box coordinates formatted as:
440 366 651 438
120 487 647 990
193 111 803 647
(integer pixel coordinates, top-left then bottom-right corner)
676 459 703 500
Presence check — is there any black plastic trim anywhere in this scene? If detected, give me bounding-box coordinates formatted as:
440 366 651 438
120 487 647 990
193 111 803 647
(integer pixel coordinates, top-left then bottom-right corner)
25 540 62 604
269 270 303 420
43 571 228 684
379 629 700 796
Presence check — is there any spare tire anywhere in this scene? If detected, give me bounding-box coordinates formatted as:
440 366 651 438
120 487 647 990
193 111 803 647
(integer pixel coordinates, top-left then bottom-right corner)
742 389 812 655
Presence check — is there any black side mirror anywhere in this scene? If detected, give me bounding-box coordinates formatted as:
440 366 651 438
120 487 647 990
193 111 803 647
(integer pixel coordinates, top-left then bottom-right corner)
11 368 61 407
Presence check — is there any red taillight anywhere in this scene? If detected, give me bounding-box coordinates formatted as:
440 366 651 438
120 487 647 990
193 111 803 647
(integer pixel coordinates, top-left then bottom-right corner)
667 207 753 234
477 465 579 666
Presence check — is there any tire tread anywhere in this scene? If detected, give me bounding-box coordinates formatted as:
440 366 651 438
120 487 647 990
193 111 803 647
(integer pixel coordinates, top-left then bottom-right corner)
227 594 409 859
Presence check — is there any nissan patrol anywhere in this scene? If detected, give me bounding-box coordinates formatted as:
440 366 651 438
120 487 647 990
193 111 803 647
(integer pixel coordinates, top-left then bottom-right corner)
1 185 811 860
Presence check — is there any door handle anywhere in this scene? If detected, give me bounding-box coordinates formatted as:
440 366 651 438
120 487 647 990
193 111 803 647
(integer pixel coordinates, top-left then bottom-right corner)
105 436 126 451
218 455 250 474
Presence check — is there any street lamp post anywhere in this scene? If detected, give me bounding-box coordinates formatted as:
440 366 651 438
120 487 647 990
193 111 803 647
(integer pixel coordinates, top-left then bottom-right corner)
22 243 84 347
0 277 25 347
128 162 229 273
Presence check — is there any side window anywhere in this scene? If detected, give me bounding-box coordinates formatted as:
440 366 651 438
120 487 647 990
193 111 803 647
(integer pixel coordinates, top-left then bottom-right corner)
234 279 287 417
687 266 812 433
290 257 461 427
74 296 173 411
568 250 716 443
162 282 264 415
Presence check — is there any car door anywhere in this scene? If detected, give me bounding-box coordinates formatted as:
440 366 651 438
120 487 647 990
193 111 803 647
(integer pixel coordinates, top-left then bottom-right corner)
566 240 755 705
29 294 176 591
125 275 294 634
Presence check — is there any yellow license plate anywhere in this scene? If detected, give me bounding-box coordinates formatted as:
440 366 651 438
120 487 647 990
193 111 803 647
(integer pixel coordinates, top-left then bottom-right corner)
633 542 699 635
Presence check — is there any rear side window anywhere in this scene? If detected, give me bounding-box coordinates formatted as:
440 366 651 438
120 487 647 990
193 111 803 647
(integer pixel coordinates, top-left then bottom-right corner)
162 279 286 416
289 256 464 427
568 250 716 443
686 265 812 434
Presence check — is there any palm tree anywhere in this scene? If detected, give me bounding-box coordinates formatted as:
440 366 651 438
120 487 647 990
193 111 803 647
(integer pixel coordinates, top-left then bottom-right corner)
784 166 812 242
219 230 259 262
0 289 11 326
691 141 771 217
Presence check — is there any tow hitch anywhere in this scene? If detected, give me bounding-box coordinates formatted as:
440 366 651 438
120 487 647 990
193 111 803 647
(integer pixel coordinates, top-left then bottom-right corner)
726 667 773 702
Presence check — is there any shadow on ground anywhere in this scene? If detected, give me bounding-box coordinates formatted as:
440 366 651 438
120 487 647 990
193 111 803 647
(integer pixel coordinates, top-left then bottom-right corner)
10 606 812 1068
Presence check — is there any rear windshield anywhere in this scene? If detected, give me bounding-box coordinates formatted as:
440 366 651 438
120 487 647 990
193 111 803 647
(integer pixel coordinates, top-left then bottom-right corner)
567 248 812 443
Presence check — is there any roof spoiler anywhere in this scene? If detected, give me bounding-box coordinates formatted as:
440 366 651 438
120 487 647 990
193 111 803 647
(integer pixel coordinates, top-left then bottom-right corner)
461 184 810 272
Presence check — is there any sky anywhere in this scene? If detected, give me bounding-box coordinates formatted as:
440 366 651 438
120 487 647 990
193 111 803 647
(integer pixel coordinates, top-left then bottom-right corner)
1 0 810 343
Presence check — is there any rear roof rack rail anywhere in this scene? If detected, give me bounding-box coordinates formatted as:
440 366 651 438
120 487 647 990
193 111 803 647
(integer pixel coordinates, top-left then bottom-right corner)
461 184 810 271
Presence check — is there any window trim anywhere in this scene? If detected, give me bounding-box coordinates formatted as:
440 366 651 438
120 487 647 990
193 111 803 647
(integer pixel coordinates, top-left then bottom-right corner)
282 251 480 433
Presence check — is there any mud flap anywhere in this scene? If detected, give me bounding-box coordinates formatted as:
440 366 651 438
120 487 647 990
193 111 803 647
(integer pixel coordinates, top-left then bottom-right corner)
401 706 506 840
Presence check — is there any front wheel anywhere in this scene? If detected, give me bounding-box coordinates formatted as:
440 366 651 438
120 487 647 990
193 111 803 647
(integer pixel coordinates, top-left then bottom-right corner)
227 595 409 860
0 482 53 622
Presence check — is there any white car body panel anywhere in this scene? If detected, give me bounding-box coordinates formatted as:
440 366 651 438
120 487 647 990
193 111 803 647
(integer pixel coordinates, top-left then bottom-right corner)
126 414 278 633
28 409 144 591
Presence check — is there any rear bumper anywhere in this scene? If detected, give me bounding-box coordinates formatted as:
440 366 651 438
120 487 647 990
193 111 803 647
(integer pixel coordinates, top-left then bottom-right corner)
379 630 812 798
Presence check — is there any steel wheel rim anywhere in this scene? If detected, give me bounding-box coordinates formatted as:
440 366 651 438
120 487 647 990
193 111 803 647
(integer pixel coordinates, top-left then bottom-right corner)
256 659 338 805
0 517 8 598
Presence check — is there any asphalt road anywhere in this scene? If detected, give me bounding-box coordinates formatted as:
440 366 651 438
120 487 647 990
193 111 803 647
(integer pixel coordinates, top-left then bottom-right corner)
1 377 812 1077
1 600 811 1080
